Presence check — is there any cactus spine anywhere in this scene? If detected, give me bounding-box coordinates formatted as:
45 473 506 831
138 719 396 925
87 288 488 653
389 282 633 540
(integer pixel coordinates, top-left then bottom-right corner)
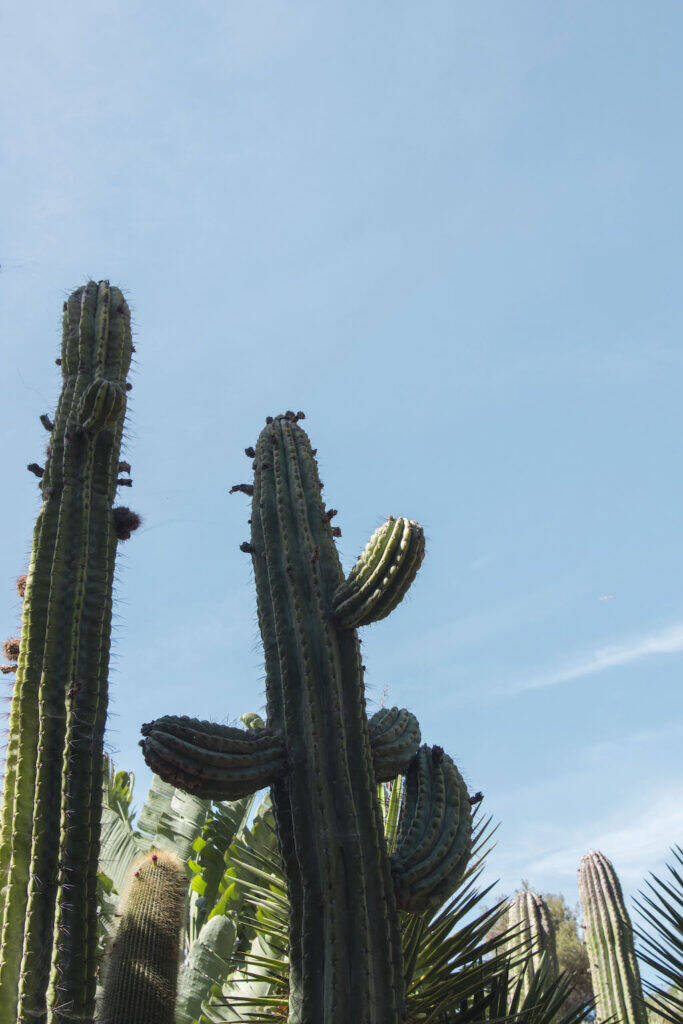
578 850 648 1024
0 282 136 1023
507 890 559 1003
141 412 474 1024
98 850 187 1024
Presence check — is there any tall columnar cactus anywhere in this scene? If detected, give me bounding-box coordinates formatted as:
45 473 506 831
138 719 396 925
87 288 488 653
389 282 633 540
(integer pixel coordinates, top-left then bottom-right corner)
141 412 474 1024
98 850 187 1024
0 282 137 1023
578 850 648 1024
506 890 559 1003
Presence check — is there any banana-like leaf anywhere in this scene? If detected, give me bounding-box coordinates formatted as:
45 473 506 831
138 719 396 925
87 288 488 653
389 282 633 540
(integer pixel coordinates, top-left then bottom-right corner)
137 773 211 863
176 914 239 1024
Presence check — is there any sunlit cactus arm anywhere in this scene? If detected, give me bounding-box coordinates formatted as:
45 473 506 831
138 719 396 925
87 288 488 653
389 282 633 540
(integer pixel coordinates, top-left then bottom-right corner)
368 707 421 782
578 850 648 1024
333 516 425 628
98 850 187 1024
391 744 472 914
0 282 137 1024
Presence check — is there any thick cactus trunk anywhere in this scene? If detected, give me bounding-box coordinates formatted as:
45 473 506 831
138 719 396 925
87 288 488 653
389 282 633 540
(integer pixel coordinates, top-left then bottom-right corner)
578 850 648 1024
0 282 135 1023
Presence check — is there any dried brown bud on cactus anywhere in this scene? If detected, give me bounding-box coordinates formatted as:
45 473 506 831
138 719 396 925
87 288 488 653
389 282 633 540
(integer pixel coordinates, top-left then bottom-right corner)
112 507 142 541
2 638 20 661
16 574 27 599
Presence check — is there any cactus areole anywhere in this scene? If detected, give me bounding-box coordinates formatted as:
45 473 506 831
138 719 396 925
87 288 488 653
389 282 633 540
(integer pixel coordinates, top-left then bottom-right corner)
141 413 474 1024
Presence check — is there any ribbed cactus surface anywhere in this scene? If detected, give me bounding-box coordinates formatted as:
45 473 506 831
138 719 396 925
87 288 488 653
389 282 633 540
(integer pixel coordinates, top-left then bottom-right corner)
98 850 187 1024
141 412 474 1024
507 890 558 1003
578 850 648 1024
0 282 136 1023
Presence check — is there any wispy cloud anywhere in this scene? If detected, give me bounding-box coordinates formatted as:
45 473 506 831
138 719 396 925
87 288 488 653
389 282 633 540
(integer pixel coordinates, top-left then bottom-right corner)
507 621 683 694
491 782 683 897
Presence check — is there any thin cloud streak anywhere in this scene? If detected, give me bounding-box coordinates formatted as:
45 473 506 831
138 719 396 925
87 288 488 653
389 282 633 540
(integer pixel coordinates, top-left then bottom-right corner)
508 621 683 694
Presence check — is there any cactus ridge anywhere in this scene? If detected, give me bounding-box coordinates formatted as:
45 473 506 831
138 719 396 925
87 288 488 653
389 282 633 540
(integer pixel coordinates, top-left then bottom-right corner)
98 850 187 1024
391 744 472 913
333 516 426 628
368 707 421 782
0 282 134 1023
141 414 472 1024
578 850 648 1024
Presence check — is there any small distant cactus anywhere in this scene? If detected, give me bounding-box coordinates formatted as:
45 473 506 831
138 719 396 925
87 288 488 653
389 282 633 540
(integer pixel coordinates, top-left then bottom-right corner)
98 850 187 1024
506 889 559 1003
141 412 475 1024
579 850 648 1024
0 282 137 1023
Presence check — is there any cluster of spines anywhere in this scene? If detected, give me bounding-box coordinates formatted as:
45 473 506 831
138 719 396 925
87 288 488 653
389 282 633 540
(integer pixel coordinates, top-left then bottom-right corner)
578 849 648 1024
0 282 139 1023
391 744 472 913
98 850 187 1024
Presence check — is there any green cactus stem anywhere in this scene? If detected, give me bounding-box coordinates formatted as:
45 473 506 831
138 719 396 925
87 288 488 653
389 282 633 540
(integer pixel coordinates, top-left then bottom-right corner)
98 850 187 1024
578 849 648 1024
506 890 558 1004
0 282 137 1024
141 413 473 1024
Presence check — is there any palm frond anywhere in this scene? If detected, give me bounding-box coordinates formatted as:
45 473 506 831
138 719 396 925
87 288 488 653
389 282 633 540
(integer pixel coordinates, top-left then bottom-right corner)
634 845 683 1024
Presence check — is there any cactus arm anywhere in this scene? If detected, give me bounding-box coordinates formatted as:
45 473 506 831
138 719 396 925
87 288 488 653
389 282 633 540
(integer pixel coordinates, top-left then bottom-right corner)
332 516 425 628
368 707 421 782
140 716 287 799
98 850 187 1024
391 745 472 914
579 850 648 1024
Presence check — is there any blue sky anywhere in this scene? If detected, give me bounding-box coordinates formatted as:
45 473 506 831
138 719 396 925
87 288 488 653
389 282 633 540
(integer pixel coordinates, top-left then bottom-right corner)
2 0 682 924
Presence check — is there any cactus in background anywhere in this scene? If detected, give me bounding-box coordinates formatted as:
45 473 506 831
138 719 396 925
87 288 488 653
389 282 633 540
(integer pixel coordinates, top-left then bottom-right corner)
98 851 187 1024
0 282 138 1023
506 890 559 1004
579 850 648 1024
141 411 474 1024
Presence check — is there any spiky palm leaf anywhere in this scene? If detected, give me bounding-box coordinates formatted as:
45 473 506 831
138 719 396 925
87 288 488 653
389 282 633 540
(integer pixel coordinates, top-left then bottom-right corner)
634 846 683 1024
